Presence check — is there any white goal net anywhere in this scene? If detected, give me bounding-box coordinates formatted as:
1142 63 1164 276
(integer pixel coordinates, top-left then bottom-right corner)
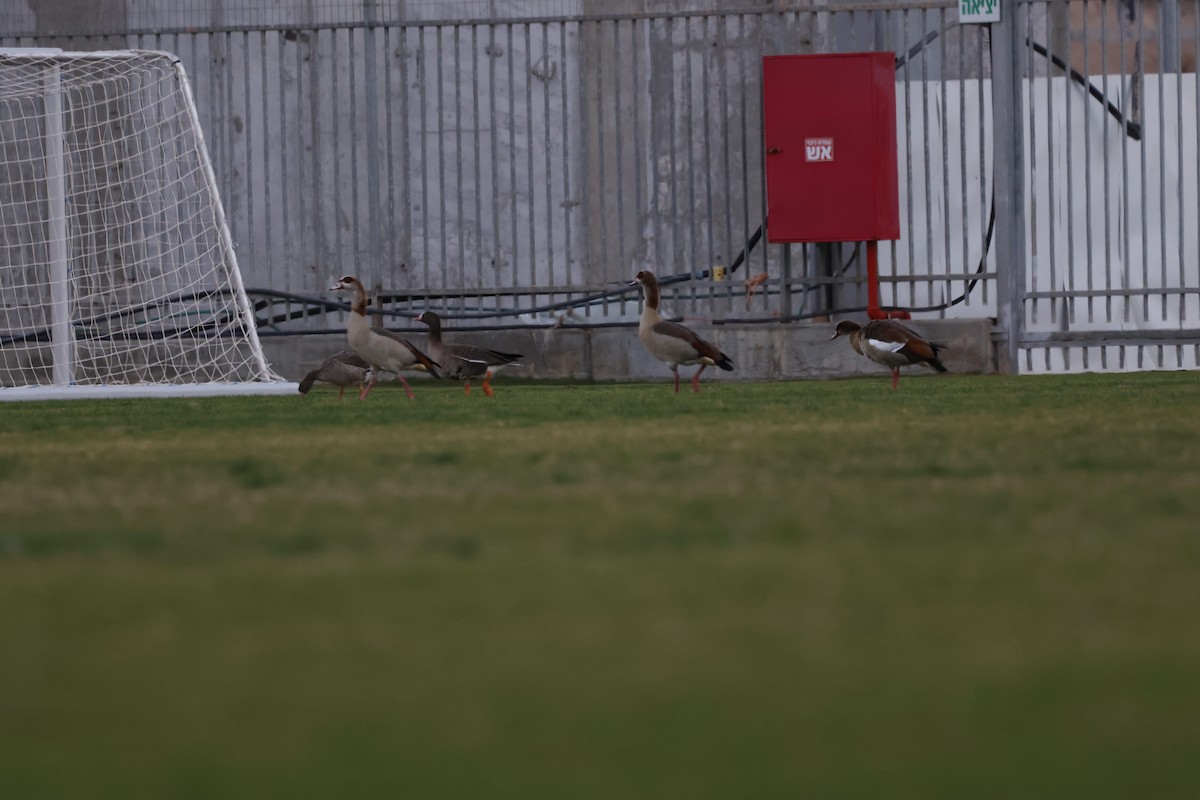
0 48 290 399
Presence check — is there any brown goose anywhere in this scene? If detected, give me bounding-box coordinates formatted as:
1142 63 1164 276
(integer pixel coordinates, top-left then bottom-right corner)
298 350 371 399
830 319 947 389
329 275 441 399
414 310 523 397
631 270 733 393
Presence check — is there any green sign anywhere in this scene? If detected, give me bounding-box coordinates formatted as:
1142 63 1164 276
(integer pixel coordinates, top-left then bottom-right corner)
960 0 1001 23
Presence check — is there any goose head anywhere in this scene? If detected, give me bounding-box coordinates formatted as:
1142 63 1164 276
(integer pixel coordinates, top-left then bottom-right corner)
830 320 862 340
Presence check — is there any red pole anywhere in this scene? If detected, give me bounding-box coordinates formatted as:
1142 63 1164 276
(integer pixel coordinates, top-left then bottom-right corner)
866 240 884 320
866 239 909 320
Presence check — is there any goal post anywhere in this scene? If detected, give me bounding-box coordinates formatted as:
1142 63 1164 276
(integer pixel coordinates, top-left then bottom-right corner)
0 48 293 399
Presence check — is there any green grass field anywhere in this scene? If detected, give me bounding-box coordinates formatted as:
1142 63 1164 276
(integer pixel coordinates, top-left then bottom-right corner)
2 373 1199 798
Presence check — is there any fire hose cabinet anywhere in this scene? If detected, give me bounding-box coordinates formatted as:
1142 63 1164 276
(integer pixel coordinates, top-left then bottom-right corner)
762 52 900 316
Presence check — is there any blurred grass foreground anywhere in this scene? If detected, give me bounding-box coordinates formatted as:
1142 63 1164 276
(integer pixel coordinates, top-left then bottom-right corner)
2 373 1199 799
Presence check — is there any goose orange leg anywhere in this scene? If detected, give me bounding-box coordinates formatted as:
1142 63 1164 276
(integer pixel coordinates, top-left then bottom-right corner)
690 365 708 394
397 374 416 399
891 367 900 390
359 374 377 400
672 368 681 394
482 370 494 397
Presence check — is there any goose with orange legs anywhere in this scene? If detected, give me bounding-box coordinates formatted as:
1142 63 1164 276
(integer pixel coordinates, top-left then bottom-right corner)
631 270 733 393
329 275 440 399
297 350 371 399
830 319 947 389
415 310 523 397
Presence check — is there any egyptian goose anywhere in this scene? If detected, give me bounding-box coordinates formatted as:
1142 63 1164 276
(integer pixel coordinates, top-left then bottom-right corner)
631 270 733 393
297 350 371 399
415 310 523 397
830 319 947 389
329 275 441 399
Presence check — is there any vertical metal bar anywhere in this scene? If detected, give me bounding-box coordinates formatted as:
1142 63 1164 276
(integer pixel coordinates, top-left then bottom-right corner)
992 0 1028 374
1025 8 1039 332
593 20 608 294
453 23 465 301
702 13 716 300
437 25 449 295
624 15 643 319
259 30 274 288
978 22 989 307
507 23 519 299
898 8 915 312
363 9 383 283
1101 0 1114 323
631 16 644 311
473 23 485 296
240 31 255 281
308 29 323 272
666 16 679 280
1156 4 1171 325
919 6 934 312
1063 3 1077 332
281 29 294 287
417 25 429 288
541 22 553 293
46 61 73 386
1082 2 1094 323
332 29 345 274
682 15 697 308
524 22 536 301
613 19 626 286
1136 4 1148 330
737 12 751 318
1045 5 1059 328
224 31 236 251
936 5 950 316
559 21 574 294
718 12 732 313
1190 0 1199 340
383 25 396 278
757 12 768 298
957 22 969 312
1117 0 1131 337
399 24 413 293
488 23 502 303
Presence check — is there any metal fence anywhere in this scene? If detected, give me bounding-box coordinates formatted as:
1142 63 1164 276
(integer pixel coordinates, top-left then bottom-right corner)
5 0 1199 373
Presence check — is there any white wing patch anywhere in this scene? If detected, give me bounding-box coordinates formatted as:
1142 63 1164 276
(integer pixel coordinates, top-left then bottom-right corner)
866 337 906 354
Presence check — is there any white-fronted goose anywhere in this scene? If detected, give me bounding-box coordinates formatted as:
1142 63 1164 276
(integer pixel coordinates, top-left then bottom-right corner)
831 319 947 389
298 350 371 399
631 270 733 393
415 310 523 397
329 275 441 399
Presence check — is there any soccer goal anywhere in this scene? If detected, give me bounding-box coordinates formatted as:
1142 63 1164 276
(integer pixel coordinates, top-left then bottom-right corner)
0 48 293 400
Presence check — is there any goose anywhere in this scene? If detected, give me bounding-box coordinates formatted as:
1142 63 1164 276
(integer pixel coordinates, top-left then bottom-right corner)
329 275 441 399
414 310 523 397
297 350 371 399
830 319 947 389
631 270 733 393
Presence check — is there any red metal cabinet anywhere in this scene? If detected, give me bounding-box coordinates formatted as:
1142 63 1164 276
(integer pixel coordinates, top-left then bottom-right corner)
762 52 899 244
